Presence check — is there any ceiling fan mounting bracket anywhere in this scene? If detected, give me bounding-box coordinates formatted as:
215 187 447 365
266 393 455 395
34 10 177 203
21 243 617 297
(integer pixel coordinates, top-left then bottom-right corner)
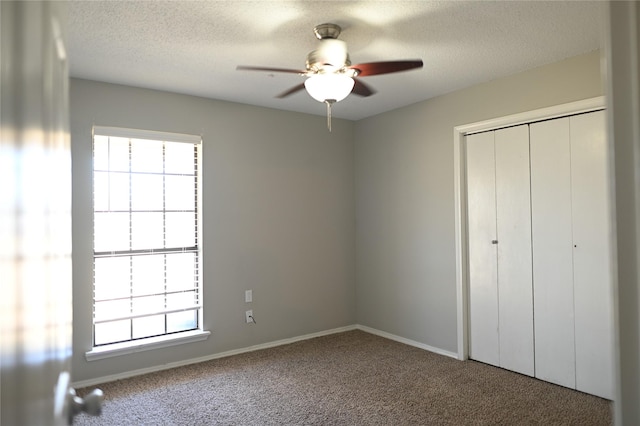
313 23 341 40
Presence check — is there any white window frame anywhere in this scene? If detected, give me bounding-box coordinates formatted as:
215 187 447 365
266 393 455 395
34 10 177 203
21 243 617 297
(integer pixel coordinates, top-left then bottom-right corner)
86 126 209 361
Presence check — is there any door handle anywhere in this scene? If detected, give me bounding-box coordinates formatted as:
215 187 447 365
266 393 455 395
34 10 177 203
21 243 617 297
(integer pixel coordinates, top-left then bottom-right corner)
54 371 104 424
68 387 104 423
491 240 498 244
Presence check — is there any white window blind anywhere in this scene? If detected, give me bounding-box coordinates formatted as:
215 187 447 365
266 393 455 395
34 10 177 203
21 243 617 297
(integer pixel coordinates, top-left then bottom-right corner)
92 127 202 347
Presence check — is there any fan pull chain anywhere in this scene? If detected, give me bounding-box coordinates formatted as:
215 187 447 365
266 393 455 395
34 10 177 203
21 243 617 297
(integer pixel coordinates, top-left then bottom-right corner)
325 99 335 132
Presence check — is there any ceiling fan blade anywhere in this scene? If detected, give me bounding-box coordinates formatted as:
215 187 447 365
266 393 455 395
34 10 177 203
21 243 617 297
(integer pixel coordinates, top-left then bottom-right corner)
348 60 423 77
237 65 306 74
351 78 376 97
276 83 306 98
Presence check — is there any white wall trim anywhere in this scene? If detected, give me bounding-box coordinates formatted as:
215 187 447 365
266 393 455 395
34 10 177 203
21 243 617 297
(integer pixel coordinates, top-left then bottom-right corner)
355 325 459 359
455 97 605 136
453 96 606 361
71 324 459 388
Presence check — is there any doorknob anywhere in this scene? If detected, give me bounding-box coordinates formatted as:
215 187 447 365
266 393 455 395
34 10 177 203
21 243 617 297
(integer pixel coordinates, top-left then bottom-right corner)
491 240 498 244
67 387 104 424
54 371 104 425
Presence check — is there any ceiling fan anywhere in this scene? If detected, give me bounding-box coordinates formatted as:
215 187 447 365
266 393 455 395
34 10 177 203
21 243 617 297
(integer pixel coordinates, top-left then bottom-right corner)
237 23 423 130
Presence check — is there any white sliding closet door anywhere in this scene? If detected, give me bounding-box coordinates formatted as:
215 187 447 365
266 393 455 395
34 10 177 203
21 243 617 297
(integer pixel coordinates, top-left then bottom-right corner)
467 125 533 375
530 117 576 389
467 131 499 367
570 110 614 399
494 125 534 376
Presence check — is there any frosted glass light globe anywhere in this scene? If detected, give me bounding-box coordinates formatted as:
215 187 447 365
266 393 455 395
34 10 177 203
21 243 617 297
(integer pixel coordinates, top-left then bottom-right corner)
304 74 355 103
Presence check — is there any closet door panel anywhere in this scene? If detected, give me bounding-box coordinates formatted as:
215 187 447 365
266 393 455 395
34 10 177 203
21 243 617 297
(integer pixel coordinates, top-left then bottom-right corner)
530 117 576 389
494 125 534 376
466 132 499 367
570 110 614 399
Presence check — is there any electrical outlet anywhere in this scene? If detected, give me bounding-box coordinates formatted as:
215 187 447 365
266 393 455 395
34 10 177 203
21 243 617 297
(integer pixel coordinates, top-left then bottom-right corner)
245 310 253 324
245 290 252 303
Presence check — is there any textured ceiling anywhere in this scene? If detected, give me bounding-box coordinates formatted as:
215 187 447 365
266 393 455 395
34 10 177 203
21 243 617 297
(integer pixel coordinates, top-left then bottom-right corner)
68 1 604 121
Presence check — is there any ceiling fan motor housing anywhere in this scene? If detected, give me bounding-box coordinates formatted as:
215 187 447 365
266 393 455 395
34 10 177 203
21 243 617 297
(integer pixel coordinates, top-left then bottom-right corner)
306 39 351 73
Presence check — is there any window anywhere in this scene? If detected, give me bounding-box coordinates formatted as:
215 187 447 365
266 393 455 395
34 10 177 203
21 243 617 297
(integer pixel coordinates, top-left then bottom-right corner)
92 127 203 348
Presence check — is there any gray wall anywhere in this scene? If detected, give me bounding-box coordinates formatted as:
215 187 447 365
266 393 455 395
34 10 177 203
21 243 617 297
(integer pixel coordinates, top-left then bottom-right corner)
354 50 603 353
71 80 356 382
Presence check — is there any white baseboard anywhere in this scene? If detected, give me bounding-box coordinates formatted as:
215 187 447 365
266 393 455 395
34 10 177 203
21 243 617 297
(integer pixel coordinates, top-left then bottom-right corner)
71 325 357 389
355 324 459 359
71 324 456 389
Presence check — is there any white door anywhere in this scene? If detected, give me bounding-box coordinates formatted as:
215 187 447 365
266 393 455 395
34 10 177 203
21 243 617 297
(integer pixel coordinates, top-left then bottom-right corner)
530 117 576 389
494 125 534 377
467 131 500 367
466 125 534 375
0 2 93 424
570 110 615 399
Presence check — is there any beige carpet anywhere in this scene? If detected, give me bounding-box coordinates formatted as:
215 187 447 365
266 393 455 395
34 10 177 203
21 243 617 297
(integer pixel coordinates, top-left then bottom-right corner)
76 330 612 425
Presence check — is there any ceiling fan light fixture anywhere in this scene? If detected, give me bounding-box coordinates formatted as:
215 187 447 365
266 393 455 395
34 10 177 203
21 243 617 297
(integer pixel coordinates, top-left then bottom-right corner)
304 74 355 103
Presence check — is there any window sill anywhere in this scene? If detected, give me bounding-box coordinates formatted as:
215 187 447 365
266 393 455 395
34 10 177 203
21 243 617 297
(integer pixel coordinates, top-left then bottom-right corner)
85 330 211 361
